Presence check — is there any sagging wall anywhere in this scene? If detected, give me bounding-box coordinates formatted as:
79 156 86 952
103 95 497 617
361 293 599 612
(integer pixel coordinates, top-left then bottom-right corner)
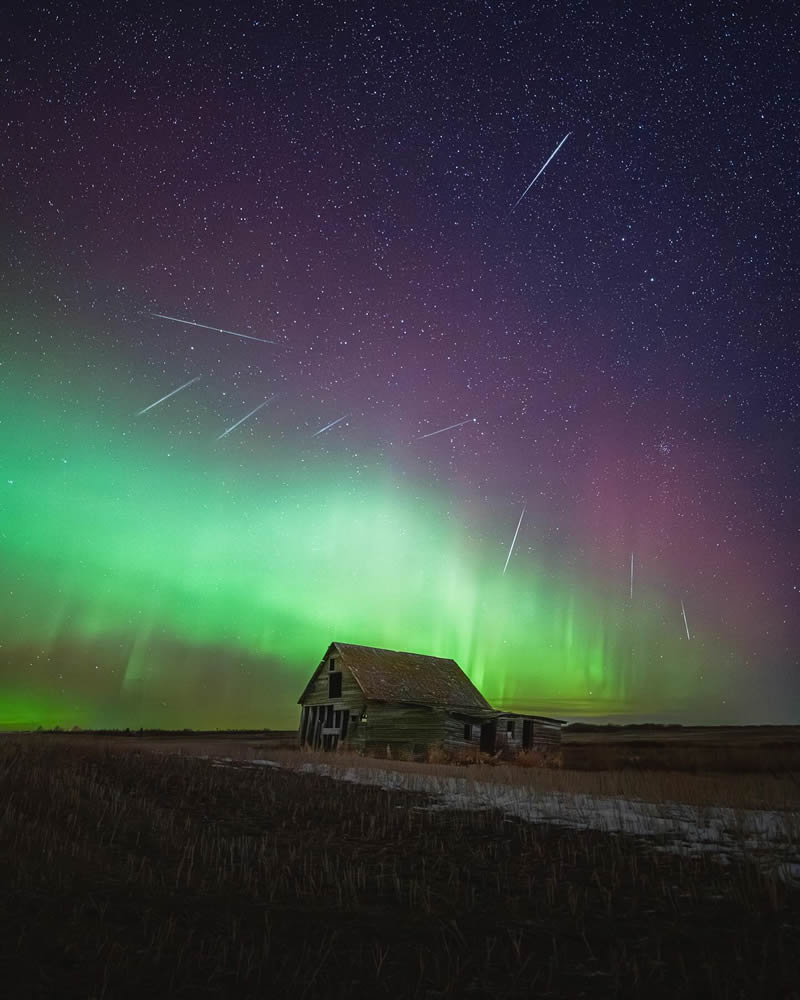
298 655 365 749
442 712 482 752
493 714 562 750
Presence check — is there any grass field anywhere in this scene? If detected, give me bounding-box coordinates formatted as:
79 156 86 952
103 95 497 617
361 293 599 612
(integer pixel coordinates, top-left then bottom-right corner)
1 734 799 998
561 725 800 775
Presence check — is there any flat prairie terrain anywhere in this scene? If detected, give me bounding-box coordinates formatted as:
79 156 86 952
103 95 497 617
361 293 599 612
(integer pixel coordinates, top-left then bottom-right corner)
563 725 800 744
121 723 800 792
560 725 800 773
1 733 799 999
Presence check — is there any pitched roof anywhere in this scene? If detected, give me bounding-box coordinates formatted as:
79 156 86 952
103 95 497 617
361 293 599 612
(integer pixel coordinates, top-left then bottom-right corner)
448 707 567 725
299 642 491 710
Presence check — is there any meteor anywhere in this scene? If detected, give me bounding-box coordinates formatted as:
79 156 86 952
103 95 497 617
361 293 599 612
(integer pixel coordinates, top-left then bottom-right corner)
216 396 274 440
681 599 691 640
508 132 571 214
630 552 634 601
149 312 278 344
136 376 201 416
414 417 476 441
312 415 349 437
502 504 527 576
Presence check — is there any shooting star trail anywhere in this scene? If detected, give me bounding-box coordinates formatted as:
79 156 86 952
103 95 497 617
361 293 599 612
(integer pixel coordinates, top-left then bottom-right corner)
630 552 635 600
414 417 476 441
216 396 274 440
508 132 571 214
149 312 278 344
681 599 691 640
312 415 349 437
502 504 527 576
136 376 201 416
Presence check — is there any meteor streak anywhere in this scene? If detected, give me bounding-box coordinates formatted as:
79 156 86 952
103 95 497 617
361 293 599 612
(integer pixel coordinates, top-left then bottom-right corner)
149 312 277 344
136 376 201 415
414 417 476 441
216 396 274 440
502 504 526 576
630 552 634 600
508 132 571 214
312 415 349 437
681 599 691 640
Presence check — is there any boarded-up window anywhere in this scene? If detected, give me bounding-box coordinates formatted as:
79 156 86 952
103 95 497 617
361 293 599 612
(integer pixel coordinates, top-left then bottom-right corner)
329 657 336 671
506 720 515 735
329 672 342 698
463 724 472 741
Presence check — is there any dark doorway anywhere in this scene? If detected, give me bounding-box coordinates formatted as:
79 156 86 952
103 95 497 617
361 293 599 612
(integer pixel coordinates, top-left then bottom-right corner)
480 720 497 753
522 720 534 750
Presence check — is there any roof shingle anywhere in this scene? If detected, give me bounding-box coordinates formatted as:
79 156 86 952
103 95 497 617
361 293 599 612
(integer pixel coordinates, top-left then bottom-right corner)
303 642 491 710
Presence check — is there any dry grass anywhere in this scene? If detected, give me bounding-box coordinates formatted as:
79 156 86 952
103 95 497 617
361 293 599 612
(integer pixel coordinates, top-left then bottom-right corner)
196 744 800 812
563 739 800 774
109 729 800 814
2 736 798 999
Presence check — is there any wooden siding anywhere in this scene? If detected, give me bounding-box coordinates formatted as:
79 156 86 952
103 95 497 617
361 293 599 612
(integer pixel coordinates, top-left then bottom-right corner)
298 656 365 749
442 712 481 752
301 657 363 708
358 703 448 757
443 712 562 754
491 714 562 750
532 718 562 746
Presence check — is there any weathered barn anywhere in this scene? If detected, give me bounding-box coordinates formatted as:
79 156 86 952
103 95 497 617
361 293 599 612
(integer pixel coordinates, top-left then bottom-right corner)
298 642 564 757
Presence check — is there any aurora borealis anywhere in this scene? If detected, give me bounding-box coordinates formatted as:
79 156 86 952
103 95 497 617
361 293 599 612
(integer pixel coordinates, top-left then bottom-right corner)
2 4 797 728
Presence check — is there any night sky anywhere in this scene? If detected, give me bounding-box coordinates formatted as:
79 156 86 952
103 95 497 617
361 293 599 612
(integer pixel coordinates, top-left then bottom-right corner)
2 2 798 730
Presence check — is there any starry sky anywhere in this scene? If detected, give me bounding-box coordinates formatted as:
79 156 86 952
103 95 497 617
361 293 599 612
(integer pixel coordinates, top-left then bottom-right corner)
1 2 798 730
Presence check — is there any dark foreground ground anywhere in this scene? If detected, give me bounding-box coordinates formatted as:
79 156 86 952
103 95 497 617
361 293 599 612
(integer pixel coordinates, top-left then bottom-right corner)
1 738 799 999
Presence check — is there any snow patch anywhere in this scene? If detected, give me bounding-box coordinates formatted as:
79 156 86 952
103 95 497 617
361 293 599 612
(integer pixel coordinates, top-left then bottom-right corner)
241 760 800 877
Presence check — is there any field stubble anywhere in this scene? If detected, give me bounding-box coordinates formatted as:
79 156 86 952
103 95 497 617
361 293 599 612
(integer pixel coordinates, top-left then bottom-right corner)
0 736 799 999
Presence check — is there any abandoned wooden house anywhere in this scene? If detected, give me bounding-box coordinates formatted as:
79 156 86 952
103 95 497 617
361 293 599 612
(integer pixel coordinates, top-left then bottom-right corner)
297 642 565 757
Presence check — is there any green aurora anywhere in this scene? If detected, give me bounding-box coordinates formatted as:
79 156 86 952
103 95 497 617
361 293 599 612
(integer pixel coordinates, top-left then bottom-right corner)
1 357 714 729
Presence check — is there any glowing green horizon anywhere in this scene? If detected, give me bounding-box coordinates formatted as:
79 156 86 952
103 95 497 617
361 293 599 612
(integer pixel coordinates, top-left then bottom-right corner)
0 363 715 729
